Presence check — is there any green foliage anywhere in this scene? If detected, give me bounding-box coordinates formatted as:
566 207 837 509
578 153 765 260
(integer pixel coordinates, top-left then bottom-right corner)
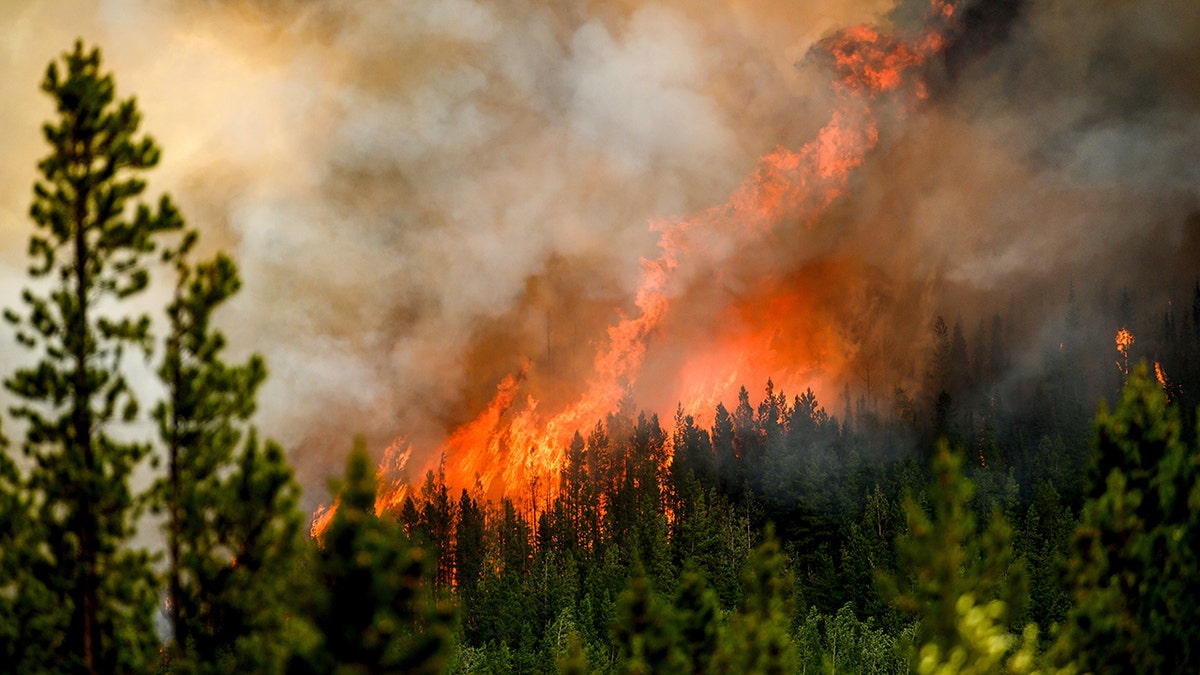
885 443 1035 673
671 569 721 674
176 435 309 674
298 438 453 674
0 433 70 673
793 602 907 675
913 599 1042 675
612 564 685 674
4 40 183 674
152 213 308 673
555 631 590 675
1017 481 1074 632
714 526 799 674
1057 363 1200 673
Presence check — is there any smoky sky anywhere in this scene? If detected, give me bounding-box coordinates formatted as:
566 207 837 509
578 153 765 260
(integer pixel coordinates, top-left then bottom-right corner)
1 0 1197 503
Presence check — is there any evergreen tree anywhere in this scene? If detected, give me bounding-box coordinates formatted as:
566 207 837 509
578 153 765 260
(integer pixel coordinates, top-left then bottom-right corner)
714 526 798 674
926 315 952 422
417 466 455 589
298 438 453 674
668 406 714 499
1057 364 1200 674
612 564 684 674
455 490 486 640
562 431 590 550
671 569 722 674
732 387 761 496
153 222 307 672
197 434 309 673
4 40 182 674
884 443 1035 674
712 403 739 498
841 484 899 626
948 317 970 404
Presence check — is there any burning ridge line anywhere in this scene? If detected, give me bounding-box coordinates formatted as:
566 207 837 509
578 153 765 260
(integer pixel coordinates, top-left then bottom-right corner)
312 0 961 537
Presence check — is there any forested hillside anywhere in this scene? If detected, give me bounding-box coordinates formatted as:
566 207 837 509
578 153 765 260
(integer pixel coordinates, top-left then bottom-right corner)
3 27 1200 675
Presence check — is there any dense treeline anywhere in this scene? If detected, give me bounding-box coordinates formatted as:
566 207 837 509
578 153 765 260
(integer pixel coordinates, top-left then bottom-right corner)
3 41 1200 674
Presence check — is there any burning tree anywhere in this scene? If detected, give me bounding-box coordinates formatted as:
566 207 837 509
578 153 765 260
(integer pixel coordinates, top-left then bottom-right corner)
1115 327 1135 381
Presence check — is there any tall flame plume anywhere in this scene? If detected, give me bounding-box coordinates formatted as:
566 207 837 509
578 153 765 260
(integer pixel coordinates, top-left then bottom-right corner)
313 0 961 536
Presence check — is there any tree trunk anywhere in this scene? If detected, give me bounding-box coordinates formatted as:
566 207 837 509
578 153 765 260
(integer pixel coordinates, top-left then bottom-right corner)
72 144 98 675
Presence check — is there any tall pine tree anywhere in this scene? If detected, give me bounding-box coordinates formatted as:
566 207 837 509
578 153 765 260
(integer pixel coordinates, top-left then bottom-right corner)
154 228 308 672
4 41 182 674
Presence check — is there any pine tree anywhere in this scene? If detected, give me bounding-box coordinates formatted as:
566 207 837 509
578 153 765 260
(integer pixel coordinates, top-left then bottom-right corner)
455 489 486 640
927 316 952 416
298 438 453 674
671 569 721 674
4 40 183 674
883 443 1036 674
1057 363 1200 673
153 222 309 672
202 434 309 672
732 387 761 495
417 466 455 590
612 564 684 674
711 403 739 498
714 526 798 674
562 431 589 549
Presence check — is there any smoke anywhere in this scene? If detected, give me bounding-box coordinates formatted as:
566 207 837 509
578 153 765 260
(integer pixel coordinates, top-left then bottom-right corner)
1 0 1198 504
833 0 1200 376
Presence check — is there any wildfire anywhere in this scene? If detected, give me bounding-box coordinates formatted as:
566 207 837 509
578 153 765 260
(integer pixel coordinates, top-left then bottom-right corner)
312 0 962 533
1115 327 1134 354
311 437 414 539
1153 361 1176 404
1115 327 1134 379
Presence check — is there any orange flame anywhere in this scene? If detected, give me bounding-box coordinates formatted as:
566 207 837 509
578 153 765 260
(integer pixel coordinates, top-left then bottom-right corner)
1115 327 1134 354
311 437 414 539
1115 327 1134 379
313 0 962 531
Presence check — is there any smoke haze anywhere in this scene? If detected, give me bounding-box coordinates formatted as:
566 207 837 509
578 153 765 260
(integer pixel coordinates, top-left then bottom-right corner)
1 0 1197 504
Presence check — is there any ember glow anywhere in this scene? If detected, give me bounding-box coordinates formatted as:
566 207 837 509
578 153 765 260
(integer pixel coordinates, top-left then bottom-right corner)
307 0 964 528
1116 327 1135 379
1154 362 1170 394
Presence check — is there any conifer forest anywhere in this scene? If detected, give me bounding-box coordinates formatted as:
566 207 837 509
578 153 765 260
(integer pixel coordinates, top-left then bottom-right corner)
2 0 1199 673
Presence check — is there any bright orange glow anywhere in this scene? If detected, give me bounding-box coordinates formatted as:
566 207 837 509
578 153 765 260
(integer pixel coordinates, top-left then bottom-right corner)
1115 327 1134 355
312 0 962 530
1154 362 1168 390
1115 327 1134 379
373 439 414 517
312 437 413 540
309 500 335 539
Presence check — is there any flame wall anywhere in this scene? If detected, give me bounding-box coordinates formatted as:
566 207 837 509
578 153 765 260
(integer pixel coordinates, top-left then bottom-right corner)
1 0 1198 506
